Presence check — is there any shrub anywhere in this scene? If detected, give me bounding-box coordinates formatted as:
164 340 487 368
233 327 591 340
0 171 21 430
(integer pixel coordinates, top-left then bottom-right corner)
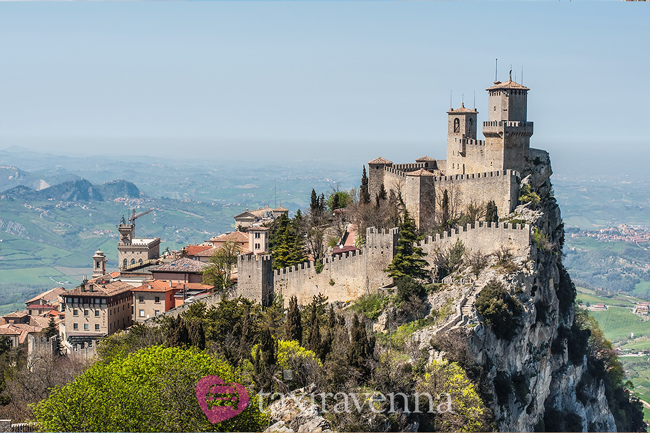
349 292 388 320
519 184 541 205
468 250 488 276
395 276 425 304
532 228 553 252
475 280 523 340
33 346 267 432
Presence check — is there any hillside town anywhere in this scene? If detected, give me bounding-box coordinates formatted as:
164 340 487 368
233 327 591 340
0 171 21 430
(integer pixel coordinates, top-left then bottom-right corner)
569 224 650 247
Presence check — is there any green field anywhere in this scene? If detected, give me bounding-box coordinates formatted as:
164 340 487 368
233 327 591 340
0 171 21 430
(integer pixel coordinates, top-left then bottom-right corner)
590 307 650 342
576 286 640 309
636 281 650 298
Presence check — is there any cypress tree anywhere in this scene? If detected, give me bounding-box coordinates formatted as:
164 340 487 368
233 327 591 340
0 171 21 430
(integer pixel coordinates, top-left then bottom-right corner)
378 183 387 201
347 314 374 377
332 193 340 211
441 189 450 226
360 167 371 204
319 193 326 213
187 319 206 350
285 296 302 344
307 304 321 353
385 206 429 281
310 189 319 214
44 317 58 339
486 200 499 224
271 214 292 270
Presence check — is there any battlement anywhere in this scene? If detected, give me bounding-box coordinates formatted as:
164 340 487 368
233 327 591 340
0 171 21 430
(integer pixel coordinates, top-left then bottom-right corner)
432 169 519 183
239 253 272 262
383 166 408 178
483 120 534 137
392 162 428 172
419 220 531 263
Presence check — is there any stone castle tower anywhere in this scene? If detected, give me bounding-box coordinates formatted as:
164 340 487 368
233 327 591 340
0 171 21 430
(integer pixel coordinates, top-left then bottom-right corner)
447 72 533 176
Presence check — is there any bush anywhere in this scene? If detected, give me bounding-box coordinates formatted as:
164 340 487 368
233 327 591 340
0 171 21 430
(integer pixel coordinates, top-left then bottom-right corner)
33 346 267 432
532 228 553 252
349 292 388 320
519 184 541 206
475 280 523 340
468 250 488 276
395 276 425 304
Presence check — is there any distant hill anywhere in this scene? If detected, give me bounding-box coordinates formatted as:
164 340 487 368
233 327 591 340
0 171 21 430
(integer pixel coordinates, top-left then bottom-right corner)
2 178 141 202
0 165 81 192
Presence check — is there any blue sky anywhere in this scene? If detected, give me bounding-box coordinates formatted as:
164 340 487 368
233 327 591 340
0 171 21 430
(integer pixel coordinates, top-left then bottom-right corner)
1 2 648 173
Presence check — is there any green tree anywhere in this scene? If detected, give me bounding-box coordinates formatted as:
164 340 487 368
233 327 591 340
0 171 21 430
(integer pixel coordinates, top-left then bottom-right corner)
307 303 321 354
252 328 277 393
360 166 371 205
310 189 319 214
202 241 241 296
385 204 429 281
285 295 302 345
347 314 374 378
441 189 450 227
485 200 498 223
475 280 523 340
32 346 267 432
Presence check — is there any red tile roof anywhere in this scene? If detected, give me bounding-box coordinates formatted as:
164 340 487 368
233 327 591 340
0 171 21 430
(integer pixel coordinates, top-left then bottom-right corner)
64 281 134 297
249 226 270 231
185 245 214 257
447 103 477 114
209 231 249 244
25 287 66 305
132 280 178 293
0 327 20 336
406 169 435 177
150 258 208 273
368 157 393 165
194 247 218 257
486 79 529 91
415 156 436 162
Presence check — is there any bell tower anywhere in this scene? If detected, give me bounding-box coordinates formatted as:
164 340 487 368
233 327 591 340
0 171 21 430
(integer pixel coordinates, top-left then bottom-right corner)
446 103 478 175
92 250 107 277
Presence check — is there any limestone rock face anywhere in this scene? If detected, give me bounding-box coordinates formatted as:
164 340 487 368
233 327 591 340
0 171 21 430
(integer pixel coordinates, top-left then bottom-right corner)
264 386 332 433
462 156 616 432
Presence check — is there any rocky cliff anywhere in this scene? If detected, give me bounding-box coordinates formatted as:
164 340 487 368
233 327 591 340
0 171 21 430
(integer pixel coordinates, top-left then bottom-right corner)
410 151 621 431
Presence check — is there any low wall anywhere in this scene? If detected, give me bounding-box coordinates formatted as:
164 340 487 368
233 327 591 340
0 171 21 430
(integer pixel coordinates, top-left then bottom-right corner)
419 222 531 266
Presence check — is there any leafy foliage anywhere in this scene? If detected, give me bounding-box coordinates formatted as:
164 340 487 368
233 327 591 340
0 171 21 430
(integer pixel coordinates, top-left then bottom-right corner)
518 183 541 205
33 346 267 432
475 280 523 340
202 240 241 296
485 200 498 223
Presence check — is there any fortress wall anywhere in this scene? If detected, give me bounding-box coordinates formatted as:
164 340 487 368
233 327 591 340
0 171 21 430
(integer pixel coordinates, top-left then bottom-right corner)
273 228 397 305
419 222 531 267
236 254 273 305
383 169 407 197
432 170 519 218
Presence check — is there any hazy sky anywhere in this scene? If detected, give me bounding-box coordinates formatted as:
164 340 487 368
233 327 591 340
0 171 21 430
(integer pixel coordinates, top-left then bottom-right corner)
1 2 648 174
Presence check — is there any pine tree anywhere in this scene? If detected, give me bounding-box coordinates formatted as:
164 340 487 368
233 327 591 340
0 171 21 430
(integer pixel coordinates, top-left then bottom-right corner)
360 167 371 205
385 205 429 281
378 183 387 201
486 200 499 224
285 296 302 344
319 193 326 213
166 316 189 347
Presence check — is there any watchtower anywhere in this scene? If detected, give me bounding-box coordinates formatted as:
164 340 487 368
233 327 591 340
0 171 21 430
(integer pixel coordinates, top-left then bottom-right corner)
446 103 478 175
482 71 533 174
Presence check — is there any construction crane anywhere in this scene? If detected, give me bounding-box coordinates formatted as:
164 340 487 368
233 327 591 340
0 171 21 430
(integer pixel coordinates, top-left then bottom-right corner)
129 209 154 225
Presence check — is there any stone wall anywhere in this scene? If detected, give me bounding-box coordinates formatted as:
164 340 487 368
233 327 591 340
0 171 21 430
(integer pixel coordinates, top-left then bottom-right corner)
236 228 398 306
419 222 531 267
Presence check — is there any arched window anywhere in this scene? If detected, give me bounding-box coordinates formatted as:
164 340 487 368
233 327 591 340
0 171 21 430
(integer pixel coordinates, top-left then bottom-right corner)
130 259 135 265
453 118 460 133
123 259 127 268
138 259 143 265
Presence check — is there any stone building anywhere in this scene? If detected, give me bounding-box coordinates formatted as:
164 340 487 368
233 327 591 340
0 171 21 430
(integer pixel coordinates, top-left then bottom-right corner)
117 218 160 270
368 74 538 228
132 280 178 322
149 258 208 284
60 280 133 349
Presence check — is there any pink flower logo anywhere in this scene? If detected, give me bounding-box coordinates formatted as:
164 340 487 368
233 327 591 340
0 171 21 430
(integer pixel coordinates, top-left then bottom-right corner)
196 375 249 424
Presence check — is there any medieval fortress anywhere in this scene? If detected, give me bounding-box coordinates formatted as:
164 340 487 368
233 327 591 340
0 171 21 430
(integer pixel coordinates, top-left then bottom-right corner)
237 73 543 305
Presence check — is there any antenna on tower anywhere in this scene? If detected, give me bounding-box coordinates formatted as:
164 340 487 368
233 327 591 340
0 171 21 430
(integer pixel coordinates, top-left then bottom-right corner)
450 91 452 109
521 66 524 84
461 93 464 106
509 65 512 81
473 91 476 109
495 59 498 82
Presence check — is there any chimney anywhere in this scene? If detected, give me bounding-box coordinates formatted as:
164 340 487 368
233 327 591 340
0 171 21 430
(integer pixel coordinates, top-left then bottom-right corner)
148 285 152 290
168 280 172 287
